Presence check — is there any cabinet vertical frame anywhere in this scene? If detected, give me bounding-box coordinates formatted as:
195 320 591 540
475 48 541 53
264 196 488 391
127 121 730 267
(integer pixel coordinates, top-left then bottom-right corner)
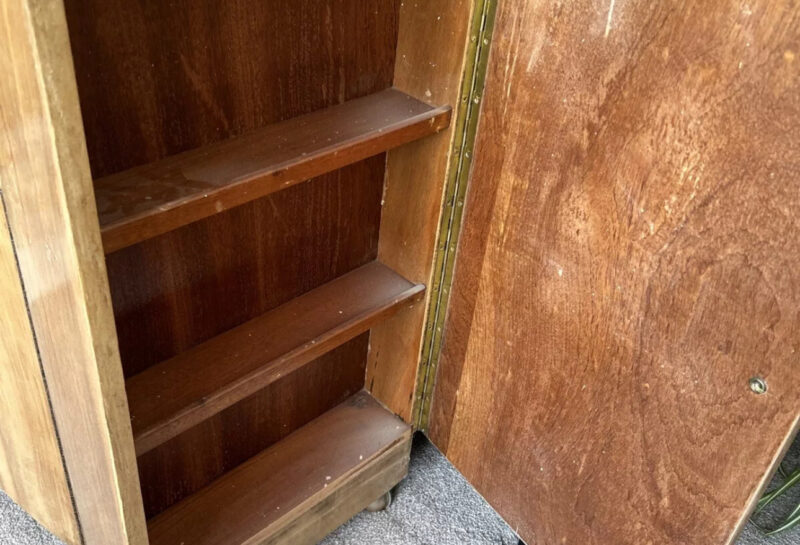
368 0 479 422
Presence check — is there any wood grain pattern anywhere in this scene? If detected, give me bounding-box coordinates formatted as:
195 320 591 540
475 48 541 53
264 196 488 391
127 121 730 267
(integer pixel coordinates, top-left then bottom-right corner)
96 89 451 253
64 2 405 531
127 262 424 455
263 437 409 545
63 0 401 178
137 335 369 519
0 201 80 545
147 391 411 545
430 2 800 544
64 0 401 378
367 0 475 421
107 158 385 378
0 0 147 543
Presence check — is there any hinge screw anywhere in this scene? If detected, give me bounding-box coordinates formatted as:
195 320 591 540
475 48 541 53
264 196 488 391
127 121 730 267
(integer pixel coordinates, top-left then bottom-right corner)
749 377 768 395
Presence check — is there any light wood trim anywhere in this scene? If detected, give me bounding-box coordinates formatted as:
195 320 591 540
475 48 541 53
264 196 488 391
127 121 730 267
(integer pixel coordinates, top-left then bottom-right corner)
0 201 81 544
368 1 476 421
0 0 147 543
264 438 410 545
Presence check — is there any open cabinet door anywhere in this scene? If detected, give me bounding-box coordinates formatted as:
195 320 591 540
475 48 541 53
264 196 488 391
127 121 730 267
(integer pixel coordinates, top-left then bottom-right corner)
427 1 800 544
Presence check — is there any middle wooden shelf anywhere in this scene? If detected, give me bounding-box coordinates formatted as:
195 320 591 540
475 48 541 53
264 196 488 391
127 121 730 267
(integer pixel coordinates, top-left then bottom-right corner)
126 261 425 456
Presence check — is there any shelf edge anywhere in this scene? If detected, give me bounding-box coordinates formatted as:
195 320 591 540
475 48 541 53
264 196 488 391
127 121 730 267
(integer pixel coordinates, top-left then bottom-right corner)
100 95 452 254
130 264 425 456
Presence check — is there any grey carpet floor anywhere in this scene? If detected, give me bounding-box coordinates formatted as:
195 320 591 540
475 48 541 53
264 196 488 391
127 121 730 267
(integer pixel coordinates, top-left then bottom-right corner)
2 433 799 544
319 434 518 545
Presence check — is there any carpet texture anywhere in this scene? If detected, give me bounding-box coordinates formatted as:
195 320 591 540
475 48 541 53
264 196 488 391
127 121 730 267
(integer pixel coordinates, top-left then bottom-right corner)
1 433 799 544
320 434 519 545
0 494 61 545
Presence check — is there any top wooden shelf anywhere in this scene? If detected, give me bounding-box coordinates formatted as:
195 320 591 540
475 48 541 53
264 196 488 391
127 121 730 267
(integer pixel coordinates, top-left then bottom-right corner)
95 89 452 253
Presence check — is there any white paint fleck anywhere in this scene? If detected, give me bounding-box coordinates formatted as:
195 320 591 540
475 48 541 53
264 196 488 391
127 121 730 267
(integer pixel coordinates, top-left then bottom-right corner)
604 0 617 38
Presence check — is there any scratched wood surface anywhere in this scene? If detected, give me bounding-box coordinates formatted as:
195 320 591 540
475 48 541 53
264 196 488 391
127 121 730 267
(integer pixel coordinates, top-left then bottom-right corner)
105 159 384 378
95 90 450 254
63 0 399 377
430 2 800 544
63 0 400 178
147 391 412 545
127 262 424 456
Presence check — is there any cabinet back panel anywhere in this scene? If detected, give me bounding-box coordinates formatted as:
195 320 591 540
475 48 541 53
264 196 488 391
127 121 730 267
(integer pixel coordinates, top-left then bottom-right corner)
62 1 399 521
63 0 399 375
106 159 384 377
63 0 400 177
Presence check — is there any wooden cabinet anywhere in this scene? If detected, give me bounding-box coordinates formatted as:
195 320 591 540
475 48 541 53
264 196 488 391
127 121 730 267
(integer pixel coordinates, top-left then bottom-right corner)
2 1 799 544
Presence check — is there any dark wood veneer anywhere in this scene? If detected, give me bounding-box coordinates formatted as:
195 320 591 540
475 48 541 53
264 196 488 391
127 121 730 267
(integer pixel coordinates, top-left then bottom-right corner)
96 90 450 253
430 2 800 544
106 159 386 379
147 391 411 545
63 0 409 529
127 261 424 455
137 336 370 519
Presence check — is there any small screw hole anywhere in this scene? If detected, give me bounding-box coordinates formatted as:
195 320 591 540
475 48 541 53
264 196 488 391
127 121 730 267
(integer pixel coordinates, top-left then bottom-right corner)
749 377 767 395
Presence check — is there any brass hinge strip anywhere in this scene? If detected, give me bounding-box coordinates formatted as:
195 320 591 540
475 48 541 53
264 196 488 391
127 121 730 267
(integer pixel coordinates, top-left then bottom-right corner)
414 0 498 431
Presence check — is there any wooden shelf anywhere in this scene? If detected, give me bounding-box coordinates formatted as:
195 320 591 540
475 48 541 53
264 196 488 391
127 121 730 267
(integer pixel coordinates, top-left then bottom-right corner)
126 261 424 456
95 89 452 253
147 391 411 544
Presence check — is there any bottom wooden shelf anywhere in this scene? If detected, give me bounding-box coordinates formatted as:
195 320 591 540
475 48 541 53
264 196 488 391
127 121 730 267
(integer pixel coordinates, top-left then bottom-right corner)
146 390 412 545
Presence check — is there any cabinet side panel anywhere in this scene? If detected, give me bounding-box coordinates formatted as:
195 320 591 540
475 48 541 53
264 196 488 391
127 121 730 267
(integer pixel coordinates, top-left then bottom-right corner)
0 0 147 543
0 201 80 545
430 1 800 544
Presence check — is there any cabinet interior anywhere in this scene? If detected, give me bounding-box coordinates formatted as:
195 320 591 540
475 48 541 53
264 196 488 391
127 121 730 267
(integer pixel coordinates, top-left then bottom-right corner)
61 1 460 541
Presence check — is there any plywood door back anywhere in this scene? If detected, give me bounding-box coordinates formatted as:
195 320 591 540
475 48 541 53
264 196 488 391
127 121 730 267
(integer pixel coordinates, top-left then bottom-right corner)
431 2 800 544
